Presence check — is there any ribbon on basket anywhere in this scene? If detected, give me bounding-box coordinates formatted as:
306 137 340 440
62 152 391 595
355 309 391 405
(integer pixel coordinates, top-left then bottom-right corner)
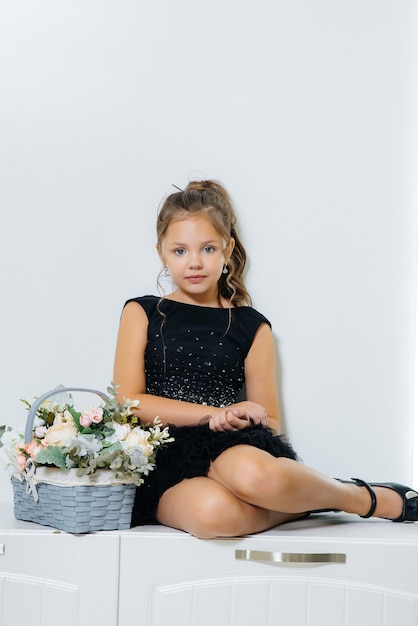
22 459 40 502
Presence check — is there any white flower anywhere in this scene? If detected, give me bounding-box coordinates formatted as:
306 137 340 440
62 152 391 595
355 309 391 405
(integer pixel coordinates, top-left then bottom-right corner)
41 400 63 414
69 434 102 457
43 422 78 447
53 409 75 425
119 399 140 420
0 446 17 475
122 427 153 457
104 421 130 445
128 447 150 470
33 416 45 428
0 429 25 475
1 429 24 449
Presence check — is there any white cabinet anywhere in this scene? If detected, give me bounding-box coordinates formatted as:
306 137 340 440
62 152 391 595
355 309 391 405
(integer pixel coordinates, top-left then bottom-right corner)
0 512 120 626
1 506 418 626
118 516 418 626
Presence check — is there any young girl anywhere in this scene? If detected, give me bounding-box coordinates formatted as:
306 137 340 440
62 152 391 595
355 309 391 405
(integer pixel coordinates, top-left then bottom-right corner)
113 179 418 538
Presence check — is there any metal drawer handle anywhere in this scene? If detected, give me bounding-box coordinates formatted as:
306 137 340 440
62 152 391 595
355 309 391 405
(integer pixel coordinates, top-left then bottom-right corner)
0 545 4 555
235 549 346 564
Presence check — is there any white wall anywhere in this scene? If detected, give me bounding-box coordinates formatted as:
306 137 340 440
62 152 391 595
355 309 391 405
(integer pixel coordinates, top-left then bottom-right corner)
1 0 417 503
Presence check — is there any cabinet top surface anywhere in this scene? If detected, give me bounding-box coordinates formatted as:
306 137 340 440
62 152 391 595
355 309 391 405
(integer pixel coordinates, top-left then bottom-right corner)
1 502 418 543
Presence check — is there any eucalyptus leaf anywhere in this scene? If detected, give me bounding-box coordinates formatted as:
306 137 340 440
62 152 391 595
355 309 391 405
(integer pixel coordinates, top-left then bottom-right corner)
35 445 67 469
102 441 123 453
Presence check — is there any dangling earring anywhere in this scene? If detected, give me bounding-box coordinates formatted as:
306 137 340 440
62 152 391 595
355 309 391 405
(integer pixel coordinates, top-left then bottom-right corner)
163 267 169 278
222 264 229 274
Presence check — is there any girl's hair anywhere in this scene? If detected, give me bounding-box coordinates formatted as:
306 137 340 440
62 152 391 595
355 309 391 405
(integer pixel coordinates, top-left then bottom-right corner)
156 180 251 307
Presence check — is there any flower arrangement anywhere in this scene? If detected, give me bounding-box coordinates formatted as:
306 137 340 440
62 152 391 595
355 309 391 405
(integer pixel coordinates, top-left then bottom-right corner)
0 385 173 487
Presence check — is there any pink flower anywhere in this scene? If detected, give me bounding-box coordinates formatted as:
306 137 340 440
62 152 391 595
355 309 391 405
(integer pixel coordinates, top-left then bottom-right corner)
80 413 93 428
34 426 47 439
90 407 103 424
24 441 43 459
25 441 38 456
80 407 103 428
15 454 27 471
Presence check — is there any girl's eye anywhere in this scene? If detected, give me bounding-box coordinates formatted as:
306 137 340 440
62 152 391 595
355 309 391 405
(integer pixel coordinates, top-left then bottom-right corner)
202 245 215 253
174 248 187 256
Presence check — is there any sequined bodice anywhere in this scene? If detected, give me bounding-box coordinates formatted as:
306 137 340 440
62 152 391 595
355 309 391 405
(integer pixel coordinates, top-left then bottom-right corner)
126 296 271 408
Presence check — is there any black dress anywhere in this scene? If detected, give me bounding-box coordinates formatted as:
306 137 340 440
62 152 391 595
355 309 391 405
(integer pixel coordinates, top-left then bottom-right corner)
126 296 298 525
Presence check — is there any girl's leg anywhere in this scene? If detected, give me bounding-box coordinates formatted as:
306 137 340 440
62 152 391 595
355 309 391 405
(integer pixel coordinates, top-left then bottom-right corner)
208 445 405 520
156 476 303 539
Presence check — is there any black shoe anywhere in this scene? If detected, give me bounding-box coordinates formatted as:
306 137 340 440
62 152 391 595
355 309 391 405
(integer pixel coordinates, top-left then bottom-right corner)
348 478 418 522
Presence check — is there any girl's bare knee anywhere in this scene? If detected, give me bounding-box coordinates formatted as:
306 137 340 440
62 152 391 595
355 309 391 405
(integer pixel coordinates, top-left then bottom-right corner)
232 457 291 502
187 493 248 539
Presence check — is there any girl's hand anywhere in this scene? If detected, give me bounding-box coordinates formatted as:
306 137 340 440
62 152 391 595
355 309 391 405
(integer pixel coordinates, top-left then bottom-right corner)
208 401 268 432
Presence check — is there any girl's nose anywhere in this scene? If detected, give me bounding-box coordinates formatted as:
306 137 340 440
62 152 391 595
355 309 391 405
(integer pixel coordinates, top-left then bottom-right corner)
189 252 203 268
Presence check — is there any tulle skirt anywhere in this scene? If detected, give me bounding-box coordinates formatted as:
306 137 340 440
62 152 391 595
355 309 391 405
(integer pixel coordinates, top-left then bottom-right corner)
131 423 298 526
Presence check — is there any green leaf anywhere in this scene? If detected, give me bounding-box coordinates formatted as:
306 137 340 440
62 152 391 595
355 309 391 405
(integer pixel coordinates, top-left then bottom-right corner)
101 441 122 453
80 426 94 435
35 446 68 469
67 405 82 430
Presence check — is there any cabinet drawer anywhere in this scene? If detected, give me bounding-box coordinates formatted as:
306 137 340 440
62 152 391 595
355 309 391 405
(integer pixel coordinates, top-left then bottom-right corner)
119 530 418 626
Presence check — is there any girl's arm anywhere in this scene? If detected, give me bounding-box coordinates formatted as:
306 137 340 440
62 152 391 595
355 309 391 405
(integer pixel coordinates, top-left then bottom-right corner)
242 323 281 434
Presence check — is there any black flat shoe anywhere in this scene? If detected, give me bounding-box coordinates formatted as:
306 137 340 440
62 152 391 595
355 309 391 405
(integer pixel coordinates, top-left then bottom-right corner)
348 478 418 522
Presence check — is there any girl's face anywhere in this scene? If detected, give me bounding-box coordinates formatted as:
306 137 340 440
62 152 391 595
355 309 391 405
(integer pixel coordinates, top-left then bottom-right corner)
159 214 234 305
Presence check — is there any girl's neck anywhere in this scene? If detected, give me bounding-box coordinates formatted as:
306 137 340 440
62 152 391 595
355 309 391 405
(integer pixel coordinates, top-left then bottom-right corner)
164 289 231 309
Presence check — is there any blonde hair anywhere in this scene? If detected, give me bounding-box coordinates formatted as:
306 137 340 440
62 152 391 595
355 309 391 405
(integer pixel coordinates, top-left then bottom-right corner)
156 180 251 307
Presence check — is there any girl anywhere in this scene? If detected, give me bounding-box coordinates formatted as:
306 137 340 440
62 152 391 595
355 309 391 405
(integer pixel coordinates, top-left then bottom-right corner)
113 179 418 538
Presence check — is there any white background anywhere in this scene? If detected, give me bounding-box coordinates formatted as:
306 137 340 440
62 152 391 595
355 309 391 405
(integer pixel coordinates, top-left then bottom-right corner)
0 0 417 503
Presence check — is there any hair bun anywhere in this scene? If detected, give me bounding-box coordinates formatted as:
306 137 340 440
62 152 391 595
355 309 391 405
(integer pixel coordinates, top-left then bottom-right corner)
186 179 220 192
185 180 234 208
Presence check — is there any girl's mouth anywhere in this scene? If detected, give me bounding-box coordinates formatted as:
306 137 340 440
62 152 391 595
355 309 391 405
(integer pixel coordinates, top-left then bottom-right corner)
186 275 205 283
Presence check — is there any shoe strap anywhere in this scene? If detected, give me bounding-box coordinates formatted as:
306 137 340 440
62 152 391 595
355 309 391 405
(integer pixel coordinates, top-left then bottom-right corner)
351 478 377 518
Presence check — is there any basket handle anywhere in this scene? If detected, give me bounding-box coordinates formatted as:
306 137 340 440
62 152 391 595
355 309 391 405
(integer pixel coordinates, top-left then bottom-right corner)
24 386 109 444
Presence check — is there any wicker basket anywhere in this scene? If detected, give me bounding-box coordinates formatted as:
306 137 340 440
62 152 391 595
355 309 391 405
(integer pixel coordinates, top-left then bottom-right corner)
12 386 136 533
12 476 136 533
